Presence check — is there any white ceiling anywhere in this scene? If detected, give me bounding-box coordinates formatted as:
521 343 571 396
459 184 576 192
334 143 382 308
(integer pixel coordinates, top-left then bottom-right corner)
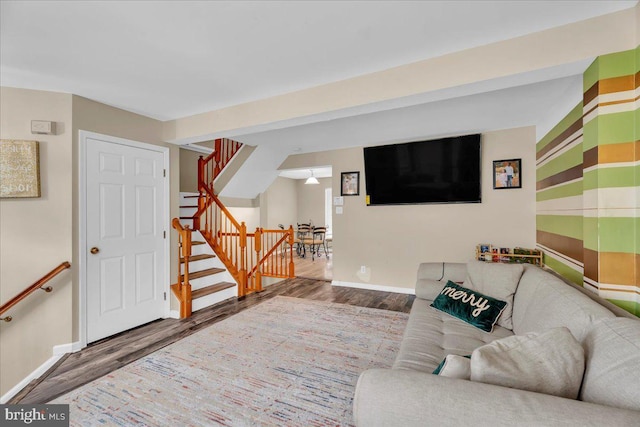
279 167 332 180
2 1 636 199
1 1 635 120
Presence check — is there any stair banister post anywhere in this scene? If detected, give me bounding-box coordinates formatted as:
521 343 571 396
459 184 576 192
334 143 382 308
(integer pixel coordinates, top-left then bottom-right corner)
238 222 247 297
183 226 192 275
254 227 262 253
288 225 295 278
214 139 222 177
252 227 262 292
182 226 193 318
176 229 182 293
194 156 205 230
172 218 184 293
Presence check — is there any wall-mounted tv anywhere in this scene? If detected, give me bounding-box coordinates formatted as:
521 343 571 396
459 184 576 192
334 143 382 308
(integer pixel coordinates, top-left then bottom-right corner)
363 134 481 205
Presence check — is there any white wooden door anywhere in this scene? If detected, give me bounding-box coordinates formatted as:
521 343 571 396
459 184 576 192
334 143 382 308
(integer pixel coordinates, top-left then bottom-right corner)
85 135 166 343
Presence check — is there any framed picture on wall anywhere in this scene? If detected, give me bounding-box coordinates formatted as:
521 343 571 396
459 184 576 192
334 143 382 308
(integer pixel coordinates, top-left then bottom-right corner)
493 159 521 189
341 171 360 196
0 139 41 198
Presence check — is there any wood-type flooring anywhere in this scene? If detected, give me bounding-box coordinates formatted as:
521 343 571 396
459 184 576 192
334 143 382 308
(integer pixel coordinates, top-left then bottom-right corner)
293 249 332 281
11 277 414 404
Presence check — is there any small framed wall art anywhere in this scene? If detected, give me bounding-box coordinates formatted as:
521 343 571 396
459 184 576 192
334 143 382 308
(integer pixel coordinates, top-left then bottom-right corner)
0 139 41 198
493 158 521 189
341 171 360 196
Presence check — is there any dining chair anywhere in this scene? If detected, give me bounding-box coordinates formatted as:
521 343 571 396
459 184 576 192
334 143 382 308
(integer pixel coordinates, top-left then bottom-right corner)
295 223 312 257
301 226 328 261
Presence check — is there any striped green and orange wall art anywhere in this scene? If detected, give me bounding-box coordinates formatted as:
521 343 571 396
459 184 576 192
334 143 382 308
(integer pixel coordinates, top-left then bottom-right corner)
537 45 640 316
582 46 639 316
536 103 585 286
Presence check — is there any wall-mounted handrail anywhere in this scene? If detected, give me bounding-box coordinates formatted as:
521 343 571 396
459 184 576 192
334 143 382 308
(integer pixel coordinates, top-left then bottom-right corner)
0 261 71 322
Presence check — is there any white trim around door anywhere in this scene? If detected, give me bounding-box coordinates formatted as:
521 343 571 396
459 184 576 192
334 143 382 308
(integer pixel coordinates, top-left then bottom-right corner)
78 130 171 349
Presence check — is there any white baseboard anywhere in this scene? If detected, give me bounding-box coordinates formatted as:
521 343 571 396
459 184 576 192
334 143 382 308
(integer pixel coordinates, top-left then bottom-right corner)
53 341 82 355
331 280 415 295
1 341 82 403
1 355 62 403
168 310 180 319
0 339 79 404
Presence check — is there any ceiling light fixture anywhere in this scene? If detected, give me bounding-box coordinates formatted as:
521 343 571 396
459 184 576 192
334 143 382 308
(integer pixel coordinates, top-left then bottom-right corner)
305 170 319 185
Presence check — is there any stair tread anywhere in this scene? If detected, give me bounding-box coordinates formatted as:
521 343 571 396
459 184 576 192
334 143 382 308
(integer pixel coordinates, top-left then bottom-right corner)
182 267 225 280
179 216 195 219
180 254 216 263
192 241 206 245
180 205 198 208
183 195 201 198
192 282 236 299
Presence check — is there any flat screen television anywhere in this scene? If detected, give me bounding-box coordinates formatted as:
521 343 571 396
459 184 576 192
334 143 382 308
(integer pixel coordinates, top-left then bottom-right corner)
363 134 481 205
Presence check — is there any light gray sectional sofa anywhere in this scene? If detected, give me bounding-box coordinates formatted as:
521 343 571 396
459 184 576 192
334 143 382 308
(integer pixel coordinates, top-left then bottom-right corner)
353 262 640 426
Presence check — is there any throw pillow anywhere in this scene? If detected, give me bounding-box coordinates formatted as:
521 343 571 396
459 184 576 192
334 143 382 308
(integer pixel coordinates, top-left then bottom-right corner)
433 354 471 379
470 327 585 399
579 318 640 411
464 260 524 330
430 281 507 333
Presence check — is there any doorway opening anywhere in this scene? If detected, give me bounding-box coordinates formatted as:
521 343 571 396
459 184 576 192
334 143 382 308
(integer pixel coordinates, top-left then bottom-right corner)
276 166 333 281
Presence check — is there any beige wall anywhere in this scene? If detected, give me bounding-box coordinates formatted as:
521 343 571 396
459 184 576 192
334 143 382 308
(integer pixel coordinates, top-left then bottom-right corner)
259 177 298 229
280 126 536 290
0 88 182 397
637 2 640 46
72 95 180 319
0 87 74 396
227 207 261 231
296 177 331 228
180 148 200 193
219 196 258 208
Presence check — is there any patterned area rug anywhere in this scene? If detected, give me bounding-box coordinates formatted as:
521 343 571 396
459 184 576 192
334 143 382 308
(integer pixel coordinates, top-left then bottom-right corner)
53 296 408 426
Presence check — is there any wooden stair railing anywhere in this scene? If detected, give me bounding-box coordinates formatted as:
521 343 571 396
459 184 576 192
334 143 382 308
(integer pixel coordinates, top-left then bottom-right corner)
247 227 295 291
196 138 243 203
0 261 71 322
171 218 193 318
172 137 295 317
197 191 249 296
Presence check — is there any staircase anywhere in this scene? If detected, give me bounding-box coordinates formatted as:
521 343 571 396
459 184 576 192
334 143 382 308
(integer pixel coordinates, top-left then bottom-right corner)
177 193 237 313
171 138 295 318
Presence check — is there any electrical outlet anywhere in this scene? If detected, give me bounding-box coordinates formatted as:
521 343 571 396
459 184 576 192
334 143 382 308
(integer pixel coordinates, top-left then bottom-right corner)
360 265 366 274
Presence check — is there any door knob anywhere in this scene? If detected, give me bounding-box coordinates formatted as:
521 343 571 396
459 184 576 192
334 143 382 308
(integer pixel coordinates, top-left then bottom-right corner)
90 247 100 254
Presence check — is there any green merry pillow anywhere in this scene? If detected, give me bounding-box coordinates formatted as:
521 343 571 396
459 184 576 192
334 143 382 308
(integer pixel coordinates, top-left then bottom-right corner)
430 281 507 333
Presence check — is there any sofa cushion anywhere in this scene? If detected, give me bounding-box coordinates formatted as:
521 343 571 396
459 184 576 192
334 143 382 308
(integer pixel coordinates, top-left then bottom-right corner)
511 266 615 341
434 354 471 379
465 261 523 330
415 279 448 300
431 281 507 333
415 263 466 301
393 299 513 373
416 262 467 283
580 317 640 411
471 327 584 399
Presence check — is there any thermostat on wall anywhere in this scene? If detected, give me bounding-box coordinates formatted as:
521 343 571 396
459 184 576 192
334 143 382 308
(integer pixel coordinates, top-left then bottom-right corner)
31 120 56 135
